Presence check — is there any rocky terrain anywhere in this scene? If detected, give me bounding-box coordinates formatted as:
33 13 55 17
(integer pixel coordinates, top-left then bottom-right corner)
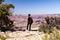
0 31 44 40
0 14 60 40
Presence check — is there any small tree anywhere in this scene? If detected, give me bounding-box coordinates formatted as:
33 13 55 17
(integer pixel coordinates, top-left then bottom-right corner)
0 0 14 31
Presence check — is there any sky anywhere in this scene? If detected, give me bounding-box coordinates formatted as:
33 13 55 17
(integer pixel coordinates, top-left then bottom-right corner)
4 0 60 15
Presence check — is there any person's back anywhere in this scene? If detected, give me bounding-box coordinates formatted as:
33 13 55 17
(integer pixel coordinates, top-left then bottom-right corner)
27 14 33 31
28 17 33 24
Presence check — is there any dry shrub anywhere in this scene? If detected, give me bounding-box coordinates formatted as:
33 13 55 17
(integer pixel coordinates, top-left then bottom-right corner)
42 27 60 40
0 35 5 40
39 16 60 33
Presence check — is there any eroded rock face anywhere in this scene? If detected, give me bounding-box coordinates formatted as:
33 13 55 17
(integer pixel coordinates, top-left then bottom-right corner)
0 31 44 40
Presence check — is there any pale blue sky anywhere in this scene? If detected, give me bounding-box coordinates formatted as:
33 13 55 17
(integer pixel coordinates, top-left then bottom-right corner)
4 0 60 15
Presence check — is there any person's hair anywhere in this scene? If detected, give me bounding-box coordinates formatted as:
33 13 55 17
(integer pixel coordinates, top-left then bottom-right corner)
28 14 31 16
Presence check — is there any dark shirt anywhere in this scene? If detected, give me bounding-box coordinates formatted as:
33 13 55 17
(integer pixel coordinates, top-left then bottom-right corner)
28 17 33 24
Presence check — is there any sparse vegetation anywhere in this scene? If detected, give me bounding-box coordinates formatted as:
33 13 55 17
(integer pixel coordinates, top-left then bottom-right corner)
39 16 60 33
42 27 60 40
38 24 53 33
0 35 5 40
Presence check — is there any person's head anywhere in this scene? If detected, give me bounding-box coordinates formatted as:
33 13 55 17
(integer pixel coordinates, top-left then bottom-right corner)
28 14 31 17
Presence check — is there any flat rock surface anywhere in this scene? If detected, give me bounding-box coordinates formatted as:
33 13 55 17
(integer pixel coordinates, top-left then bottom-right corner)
0 31 44 40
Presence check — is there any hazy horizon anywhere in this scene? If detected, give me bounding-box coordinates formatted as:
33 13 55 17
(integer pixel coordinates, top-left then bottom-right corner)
4 0 60 15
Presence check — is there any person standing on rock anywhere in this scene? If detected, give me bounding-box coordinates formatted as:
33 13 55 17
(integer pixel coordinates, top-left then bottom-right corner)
27 14 33 31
